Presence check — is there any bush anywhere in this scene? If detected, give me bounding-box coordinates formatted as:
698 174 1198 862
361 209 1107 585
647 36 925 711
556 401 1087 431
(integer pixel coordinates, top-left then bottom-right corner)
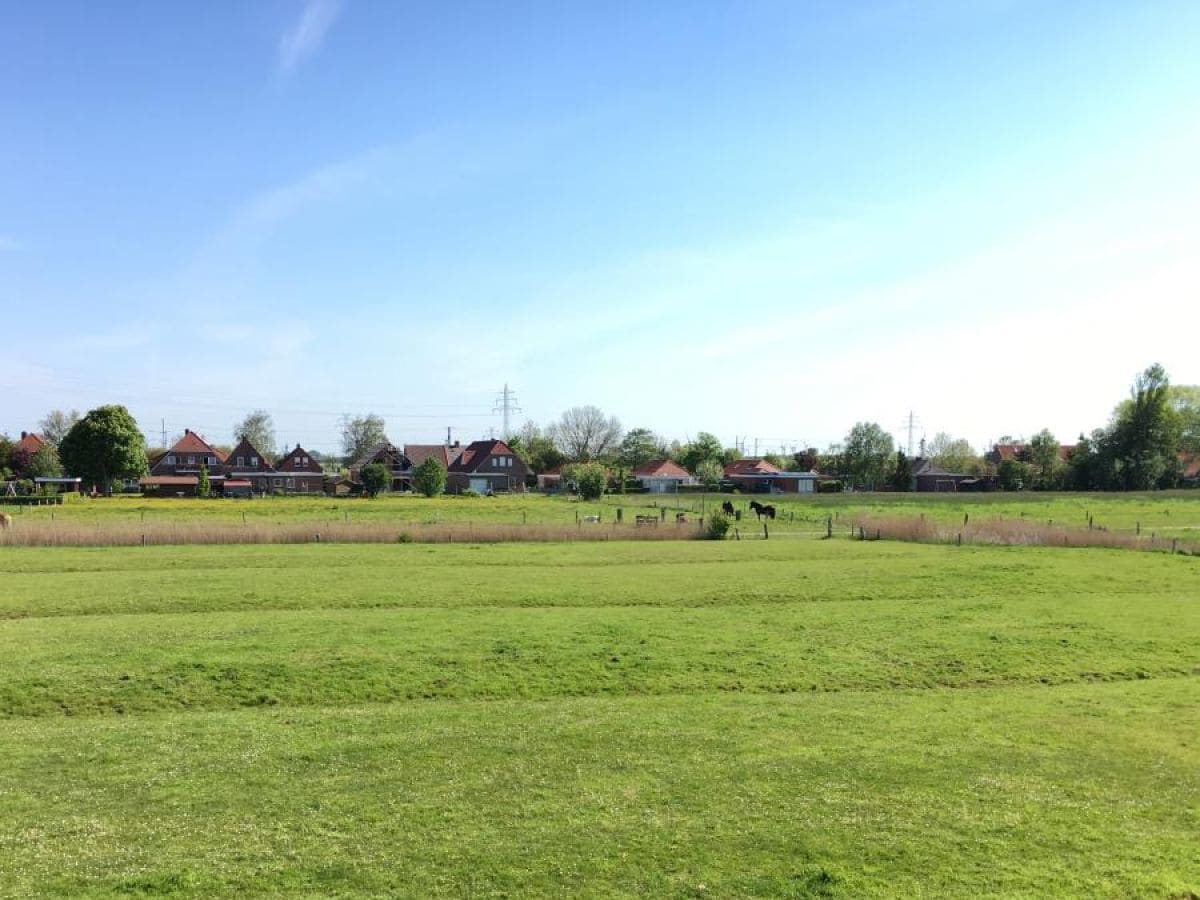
567 463 608 501
704 511 731 540
413 457 447 497
360 463 390 498
817 480 843 493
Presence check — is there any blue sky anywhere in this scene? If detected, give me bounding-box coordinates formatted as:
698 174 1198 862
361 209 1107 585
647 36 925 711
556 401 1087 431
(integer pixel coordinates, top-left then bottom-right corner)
2 0 1198 456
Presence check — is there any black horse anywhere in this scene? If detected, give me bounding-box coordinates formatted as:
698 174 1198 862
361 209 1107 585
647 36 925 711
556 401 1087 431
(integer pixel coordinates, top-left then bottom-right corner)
749 500 765 518
721 500 735 516
762 504 776 520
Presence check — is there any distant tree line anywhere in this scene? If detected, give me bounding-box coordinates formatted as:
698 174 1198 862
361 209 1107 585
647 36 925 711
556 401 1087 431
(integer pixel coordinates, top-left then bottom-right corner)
5 363 1195 495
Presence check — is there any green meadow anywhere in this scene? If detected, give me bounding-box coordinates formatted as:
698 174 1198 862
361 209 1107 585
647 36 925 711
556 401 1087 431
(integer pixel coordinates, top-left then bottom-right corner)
8 489 1200 537
1 537 1197 896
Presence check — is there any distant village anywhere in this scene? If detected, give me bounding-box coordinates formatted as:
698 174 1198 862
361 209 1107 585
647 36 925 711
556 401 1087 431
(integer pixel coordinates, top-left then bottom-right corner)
2 364 1197 499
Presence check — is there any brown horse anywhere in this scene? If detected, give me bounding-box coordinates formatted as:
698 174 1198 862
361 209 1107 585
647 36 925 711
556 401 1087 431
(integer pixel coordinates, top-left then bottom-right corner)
0 513 12 530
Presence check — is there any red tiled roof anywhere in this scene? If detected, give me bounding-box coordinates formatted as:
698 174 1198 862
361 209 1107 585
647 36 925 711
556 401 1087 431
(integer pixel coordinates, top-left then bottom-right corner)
405 444 460 469
169 430 222 459
633 459 690 478
724 458 781 477
448 440 521 473
15 432 46 455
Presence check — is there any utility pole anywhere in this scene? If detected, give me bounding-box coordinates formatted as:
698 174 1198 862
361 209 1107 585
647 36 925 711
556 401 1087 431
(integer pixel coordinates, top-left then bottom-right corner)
161 418 167 450
493 383 522 440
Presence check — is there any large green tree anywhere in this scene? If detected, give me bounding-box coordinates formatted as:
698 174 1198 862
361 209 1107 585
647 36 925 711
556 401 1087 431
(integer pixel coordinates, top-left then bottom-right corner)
1111 363 1180 489
618 428 664 471
841 422 894 490
1027 428 1065 490
58 405 148 492
677 432 724 474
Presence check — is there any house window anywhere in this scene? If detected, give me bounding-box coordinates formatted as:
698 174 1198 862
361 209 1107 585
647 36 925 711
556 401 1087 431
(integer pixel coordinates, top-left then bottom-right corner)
273 478 281 487
287 478 294 488
188 456 195 465
250 457 258 466
236 457 244 467
167 455 175 465
208 456 216 465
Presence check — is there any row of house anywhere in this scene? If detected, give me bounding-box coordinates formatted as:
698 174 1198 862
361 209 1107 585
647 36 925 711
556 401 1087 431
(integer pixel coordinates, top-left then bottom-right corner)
19 423 1200 497
140 430 531 497
142 430 328 497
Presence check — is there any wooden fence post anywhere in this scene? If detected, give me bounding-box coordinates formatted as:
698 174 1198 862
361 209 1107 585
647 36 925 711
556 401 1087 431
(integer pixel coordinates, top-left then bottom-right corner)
762 521 769 540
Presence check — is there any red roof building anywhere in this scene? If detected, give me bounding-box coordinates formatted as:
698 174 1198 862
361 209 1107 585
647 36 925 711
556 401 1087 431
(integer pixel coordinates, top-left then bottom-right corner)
632 459 694 493
446 439 529 494
15 431 46 456
723 458 781 478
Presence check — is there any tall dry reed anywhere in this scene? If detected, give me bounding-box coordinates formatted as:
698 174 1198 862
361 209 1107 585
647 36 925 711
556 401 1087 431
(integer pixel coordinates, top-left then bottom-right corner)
0 518 707 547
848 514 1197 555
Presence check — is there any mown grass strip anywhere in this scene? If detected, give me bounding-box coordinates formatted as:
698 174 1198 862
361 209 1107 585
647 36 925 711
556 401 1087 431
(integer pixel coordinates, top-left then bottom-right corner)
0 681 1195 898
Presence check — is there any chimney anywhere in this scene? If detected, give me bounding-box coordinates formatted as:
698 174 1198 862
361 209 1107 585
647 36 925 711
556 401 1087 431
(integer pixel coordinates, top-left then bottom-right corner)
446 426 452 447
20 431 27 439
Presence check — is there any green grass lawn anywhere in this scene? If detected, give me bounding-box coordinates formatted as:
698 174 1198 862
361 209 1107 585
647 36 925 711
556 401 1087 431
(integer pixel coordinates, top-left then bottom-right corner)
1 539 1197 896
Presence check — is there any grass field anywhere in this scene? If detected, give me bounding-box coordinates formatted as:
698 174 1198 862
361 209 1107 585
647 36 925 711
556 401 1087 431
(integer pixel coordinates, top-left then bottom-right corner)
1 537 1197 896
4 490 1200 544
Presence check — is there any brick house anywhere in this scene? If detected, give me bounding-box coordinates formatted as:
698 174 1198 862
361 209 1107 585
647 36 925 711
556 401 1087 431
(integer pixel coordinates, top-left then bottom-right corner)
275 444 326 493
225 437 276 494
446 439 528 494
142 429 227 496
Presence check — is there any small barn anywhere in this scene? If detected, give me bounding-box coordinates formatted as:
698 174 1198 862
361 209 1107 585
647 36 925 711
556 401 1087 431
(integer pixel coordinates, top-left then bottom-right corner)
632 460 694 493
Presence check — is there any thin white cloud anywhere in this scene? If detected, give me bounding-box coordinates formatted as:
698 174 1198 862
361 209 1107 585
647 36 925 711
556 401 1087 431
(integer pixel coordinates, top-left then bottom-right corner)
278 0 343 74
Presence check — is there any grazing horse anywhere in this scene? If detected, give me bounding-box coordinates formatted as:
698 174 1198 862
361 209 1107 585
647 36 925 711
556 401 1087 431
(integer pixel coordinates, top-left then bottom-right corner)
748 500 765 518
721 500 735 516
0 513 11 530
